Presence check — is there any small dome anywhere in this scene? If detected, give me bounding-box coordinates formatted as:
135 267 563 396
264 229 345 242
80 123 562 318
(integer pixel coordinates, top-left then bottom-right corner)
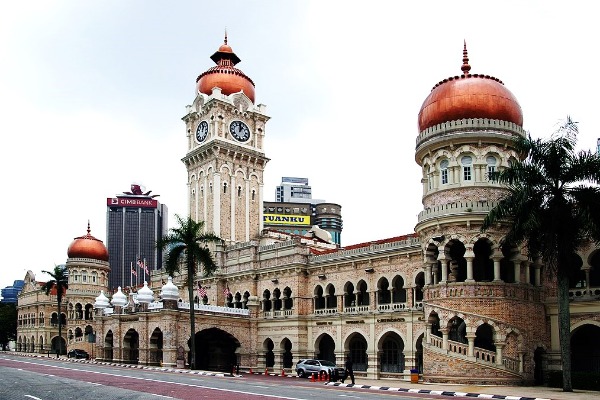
137 281 154 304
67 222 109 262
111 286 127 307
418 43 523 132
196 36 255 103
94 290 110 309
218 43 233 53
160 276 179 301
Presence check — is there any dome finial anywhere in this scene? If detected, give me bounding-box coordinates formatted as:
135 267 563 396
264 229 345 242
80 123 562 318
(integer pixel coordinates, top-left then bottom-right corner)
87 220 91 235
461 40 471 75
224 28 228 45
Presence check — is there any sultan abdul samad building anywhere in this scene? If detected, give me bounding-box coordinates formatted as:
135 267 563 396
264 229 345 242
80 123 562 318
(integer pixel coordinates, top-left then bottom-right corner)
17 38 600 385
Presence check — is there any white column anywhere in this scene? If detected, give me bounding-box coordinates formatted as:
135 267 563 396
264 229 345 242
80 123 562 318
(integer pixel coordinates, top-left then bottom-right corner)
213 173 221 236
493 257 502 282
245 179 250 241
512 258 521 283
230 175 236 242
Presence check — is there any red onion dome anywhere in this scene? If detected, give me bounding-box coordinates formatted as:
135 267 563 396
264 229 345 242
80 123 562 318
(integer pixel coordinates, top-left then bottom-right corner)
67 222 109 261
196 34 255 103
418 42 523 132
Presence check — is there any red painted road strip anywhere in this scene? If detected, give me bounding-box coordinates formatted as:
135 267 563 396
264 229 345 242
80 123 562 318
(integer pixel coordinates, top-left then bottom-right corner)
0 358 305 400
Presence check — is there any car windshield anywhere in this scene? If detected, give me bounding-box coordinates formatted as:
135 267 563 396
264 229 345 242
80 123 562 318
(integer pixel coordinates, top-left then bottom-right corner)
319 360 336 367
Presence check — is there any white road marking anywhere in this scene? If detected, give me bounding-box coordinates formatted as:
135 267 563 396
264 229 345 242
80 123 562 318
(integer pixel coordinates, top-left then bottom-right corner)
24 396 43 400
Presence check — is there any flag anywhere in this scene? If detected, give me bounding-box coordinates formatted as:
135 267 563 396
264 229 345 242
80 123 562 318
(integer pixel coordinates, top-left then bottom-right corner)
198 283 207 298
131 266 137 277
223 286 231 297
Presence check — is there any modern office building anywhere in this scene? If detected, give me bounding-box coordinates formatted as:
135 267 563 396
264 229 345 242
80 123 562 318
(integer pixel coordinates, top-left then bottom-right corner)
1 280 24 303
275 177 321 203
263 201 343 245
106 184 167 290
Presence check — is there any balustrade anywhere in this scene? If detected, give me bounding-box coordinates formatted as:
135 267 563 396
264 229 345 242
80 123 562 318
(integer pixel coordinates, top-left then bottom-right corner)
343 305 369 313
314 308 337 315
502 356 520 372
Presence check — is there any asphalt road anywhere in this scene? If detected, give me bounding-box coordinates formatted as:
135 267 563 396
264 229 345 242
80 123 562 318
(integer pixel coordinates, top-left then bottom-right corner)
0 354 447 400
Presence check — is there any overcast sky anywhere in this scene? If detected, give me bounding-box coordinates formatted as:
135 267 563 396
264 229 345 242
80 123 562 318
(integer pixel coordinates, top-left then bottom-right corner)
1 1 598 292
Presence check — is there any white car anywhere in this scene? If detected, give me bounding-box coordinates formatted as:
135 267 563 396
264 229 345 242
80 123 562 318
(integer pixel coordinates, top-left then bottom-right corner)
295 359 346 381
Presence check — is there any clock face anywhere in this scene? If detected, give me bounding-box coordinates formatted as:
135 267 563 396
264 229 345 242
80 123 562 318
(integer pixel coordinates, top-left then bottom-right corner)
229 120 251 142
195 121 208 143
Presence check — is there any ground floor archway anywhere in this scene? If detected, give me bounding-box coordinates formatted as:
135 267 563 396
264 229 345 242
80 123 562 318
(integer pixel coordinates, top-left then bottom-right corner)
316 333 335 363
571 324 600 373
123 328 139 364
51 336 66 355
195 328 240 372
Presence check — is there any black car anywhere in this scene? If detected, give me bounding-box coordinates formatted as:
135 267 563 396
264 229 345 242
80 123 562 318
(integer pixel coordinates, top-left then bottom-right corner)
295 359 346 381
67 349 90 359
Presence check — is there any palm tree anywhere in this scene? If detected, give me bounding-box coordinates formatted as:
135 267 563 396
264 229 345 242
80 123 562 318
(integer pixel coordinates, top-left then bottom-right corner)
481 117 600 391
157 214 222 370
41 264 69 356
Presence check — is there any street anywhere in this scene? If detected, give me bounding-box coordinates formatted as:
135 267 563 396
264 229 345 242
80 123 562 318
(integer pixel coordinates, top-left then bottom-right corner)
0 354 447 400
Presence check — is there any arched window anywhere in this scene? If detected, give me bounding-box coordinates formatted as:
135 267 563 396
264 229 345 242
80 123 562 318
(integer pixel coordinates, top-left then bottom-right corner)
223 182 227 194
262 290 271 312
461 156 472 181
440 159 449 185
283 287 293 310
486 156 497 180
314 286 325 310
237 186 242 197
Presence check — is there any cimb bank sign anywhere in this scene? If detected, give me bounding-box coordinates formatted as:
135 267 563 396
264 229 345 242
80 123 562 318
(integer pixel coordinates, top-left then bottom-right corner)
107 197 158 208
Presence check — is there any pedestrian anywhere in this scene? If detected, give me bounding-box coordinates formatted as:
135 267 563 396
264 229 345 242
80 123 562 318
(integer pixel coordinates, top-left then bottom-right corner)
342 356 355 384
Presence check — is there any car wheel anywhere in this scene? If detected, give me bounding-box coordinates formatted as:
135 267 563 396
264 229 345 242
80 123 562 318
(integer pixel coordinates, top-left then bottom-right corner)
298 369 305 378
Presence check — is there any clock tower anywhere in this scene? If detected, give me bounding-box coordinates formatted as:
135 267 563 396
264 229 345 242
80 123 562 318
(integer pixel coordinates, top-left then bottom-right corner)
182 35 270 244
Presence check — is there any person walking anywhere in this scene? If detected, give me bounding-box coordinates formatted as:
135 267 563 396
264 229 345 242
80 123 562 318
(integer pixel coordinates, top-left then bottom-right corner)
342 356 355 384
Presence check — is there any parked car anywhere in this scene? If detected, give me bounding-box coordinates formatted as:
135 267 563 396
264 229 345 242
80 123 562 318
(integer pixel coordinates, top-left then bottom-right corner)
67 349 90 359
295 359 346 381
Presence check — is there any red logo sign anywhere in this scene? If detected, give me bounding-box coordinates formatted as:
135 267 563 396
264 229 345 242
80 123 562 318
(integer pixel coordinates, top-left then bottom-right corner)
107 198 158 208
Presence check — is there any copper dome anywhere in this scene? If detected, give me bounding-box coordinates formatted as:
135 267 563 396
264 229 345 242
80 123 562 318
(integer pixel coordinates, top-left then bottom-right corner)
418 43 523 132
196 35 255 103
67 222 109 262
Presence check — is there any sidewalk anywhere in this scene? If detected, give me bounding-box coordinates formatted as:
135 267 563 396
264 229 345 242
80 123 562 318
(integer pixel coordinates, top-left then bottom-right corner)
324 376 598 400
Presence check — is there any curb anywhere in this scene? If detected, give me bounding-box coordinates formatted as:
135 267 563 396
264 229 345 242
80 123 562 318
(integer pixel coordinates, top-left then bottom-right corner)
325 382 551 400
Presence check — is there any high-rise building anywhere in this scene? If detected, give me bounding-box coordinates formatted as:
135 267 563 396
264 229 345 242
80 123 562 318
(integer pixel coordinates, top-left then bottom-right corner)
268 177 342 244
0 280 24 303
106 184 167 290
275 177 322 203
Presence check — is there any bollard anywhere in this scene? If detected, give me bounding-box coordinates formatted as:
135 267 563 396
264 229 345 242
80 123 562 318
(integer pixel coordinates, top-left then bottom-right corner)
249 367 253 374
265 367 268 376
281 368 286 377
310 372 316 382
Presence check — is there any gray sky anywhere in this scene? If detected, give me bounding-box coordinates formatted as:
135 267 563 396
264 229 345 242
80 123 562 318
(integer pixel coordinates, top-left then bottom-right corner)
1 1 598 291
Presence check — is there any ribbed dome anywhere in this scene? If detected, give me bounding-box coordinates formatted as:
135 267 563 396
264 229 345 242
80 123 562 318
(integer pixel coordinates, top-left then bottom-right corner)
67 222 109 261
94 290 110 309
111 286 127 307
137 281 154 304
418 43 523 132
196 35 255 103
160 276 179 301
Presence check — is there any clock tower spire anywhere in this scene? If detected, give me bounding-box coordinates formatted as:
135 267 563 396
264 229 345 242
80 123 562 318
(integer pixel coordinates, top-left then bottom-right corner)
182 37 270 244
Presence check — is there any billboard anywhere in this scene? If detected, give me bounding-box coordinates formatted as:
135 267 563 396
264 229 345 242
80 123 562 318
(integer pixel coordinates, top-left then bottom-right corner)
263 213 311 226
107 197 158 208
